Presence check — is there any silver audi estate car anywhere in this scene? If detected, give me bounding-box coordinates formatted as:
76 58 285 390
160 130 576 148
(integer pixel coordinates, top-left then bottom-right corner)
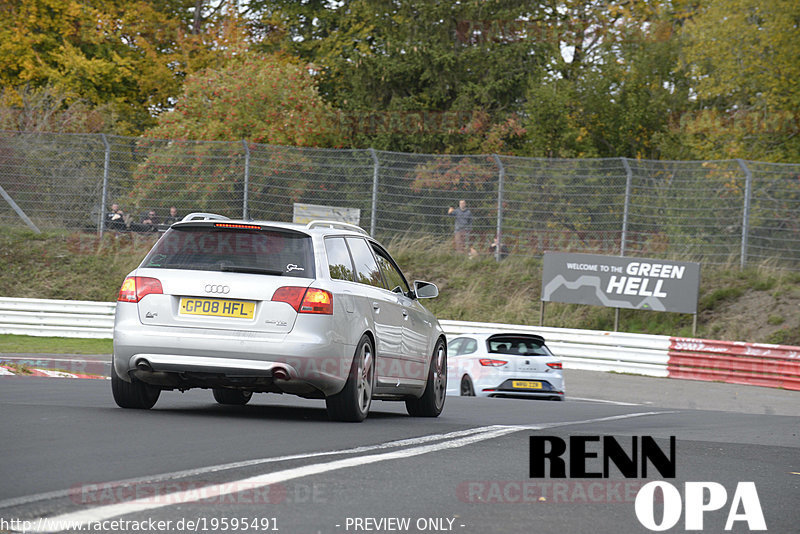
112 213 446 421
446 333 564 400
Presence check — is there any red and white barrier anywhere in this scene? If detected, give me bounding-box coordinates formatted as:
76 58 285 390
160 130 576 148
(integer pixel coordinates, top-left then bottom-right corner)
0 364 106 379
668 338 800 391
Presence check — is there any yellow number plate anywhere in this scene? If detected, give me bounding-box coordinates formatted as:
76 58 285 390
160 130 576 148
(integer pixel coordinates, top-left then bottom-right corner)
180 298 255 319
512 380 542 390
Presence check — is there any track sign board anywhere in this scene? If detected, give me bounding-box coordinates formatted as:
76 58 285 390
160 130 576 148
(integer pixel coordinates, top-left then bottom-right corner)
293 203 360 225
541 252 700 314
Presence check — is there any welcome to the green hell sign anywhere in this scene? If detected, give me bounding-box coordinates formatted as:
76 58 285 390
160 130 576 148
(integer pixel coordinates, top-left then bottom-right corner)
541 252 701 314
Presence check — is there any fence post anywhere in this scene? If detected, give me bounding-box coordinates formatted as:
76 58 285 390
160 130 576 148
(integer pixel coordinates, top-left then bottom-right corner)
369 148 379 236
616 157 634 332
737 159 753 270
620 157 633 257
242 139 250 220
0 184 40 234
98 134 110 236
492 154 505 262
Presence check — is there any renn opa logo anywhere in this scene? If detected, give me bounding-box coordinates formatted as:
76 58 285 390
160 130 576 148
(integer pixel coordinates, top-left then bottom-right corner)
529 436 766 531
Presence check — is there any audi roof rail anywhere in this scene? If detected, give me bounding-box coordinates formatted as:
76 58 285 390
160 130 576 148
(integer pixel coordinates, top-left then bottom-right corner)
306 220 369 236
181 212 230 222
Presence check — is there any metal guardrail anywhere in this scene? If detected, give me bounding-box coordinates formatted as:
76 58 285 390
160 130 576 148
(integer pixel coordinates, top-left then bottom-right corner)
0 297 115 339
1 298 798 390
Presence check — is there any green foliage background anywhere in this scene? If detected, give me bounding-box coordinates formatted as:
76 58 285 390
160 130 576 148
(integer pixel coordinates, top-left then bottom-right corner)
0 0 797 162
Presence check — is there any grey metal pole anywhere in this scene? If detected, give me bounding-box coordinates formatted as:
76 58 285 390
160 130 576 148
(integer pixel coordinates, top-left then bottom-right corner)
493 154 505 262
0 184 40 233
616 157 634 333
242 139 250 220
620 157 633 257
737 159 753 270
369 148 379 236
98 134 110 236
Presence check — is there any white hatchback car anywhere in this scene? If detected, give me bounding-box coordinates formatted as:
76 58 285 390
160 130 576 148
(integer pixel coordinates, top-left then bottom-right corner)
446 333 564 400
112 214 446 422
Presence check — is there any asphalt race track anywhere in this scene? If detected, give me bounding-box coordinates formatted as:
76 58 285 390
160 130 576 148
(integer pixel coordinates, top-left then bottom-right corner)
0 369 798 534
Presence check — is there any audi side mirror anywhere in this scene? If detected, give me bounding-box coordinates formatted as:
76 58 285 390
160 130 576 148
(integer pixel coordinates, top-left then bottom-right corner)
413 280 439 299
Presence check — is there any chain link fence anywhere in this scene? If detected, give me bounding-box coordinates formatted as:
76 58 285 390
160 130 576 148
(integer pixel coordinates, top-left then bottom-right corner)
1 131 798 270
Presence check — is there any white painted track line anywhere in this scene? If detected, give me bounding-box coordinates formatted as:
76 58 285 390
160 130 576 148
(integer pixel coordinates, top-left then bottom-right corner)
19 411 674 533
569 396 646 406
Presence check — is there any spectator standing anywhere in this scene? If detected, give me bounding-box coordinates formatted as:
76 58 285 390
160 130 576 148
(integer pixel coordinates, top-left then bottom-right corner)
447 200 473 253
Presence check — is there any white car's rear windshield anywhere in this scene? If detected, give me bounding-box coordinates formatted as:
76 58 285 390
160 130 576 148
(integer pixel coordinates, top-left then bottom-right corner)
140 226 315 278
488 337 552 356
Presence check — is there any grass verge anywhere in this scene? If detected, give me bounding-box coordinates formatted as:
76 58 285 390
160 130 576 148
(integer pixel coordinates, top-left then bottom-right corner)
0 334 112 354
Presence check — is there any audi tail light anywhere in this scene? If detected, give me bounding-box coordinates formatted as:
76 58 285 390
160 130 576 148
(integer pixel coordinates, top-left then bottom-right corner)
118 277 163 303
479 359 507 367
273 287 333 314
547 362 563 369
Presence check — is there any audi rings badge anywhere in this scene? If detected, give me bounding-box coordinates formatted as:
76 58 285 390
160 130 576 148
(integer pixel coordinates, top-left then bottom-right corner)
205 284 231 294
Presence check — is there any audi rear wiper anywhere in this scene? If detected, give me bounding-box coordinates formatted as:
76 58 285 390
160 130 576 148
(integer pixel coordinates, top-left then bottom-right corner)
219 263 283 275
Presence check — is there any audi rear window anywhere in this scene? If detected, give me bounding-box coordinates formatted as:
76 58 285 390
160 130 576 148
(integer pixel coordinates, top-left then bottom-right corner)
140 226 314 278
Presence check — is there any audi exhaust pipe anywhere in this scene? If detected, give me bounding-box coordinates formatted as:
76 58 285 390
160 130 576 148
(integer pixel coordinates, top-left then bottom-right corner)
136 359 153 372
272 368 289 380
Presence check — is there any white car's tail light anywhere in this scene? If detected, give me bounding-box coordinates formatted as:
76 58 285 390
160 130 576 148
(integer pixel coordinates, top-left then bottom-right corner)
479 359 508 367
273 287 333 315
118 276 163 303
547 362 563 369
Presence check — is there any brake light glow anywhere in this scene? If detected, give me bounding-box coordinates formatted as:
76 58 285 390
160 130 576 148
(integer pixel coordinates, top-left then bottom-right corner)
273 287 333 314
300 288 333 314
479 359 507 367
117 277 163 303
547 362 563 369
213 223 262 229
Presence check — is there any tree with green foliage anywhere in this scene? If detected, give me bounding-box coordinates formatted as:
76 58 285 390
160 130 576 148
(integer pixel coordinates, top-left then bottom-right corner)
674 0 800 162
253 0 544 154
0 0 244 134
0 85 108 133
132 52 344 216
523 0 691 159
146 53 342 146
